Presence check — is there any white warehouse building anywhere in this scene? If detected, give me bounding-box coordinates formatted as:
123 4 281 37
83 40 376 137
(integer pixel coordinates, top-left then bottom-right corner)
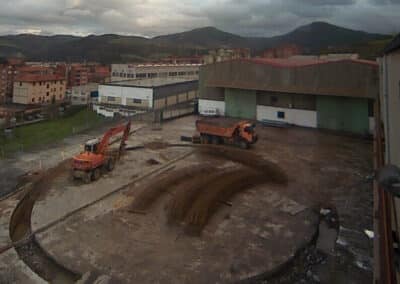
111 63 200 82
95 77 198 118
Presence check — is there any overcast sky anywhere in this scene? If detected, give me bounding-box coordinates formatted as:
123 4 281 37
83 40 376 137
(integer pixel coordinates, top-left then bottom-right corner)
0 0 399 37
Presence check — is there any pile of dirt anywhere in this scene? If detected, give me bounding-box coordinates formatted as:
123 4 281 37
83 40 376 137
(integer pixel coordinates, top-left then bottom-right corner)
166 168 232 224
197 146 288 184
130 146 288 234
130 165 215 212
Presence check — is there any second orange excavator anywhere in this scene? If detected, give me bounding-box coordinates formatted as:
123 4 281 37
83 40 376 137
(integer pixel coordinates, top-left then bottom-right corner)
71 121 131 183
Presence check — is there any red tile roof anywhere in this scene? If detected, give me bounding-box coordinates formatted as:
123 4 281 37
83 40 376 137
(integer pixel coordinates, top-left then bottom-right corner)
15 74 65 82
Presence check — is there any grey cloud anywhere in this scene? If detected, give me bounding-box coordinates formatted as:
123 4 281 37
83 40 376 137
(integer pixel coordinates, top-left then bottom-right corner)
0 0 398 37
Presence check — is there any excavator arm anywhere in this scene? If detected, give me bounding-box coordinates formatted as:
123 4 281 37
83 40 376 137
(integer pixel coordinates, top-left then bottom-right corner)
96 121 131 155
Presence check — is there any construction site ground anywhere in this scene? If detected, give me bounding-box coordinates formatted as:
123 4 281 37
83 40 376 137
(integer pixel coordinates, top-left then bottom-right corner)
0 115 373 283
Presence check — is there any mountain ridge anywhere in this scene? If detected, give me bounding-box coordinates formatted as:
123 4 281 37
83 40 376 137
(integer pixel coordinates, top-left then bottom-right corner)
0 21 391 63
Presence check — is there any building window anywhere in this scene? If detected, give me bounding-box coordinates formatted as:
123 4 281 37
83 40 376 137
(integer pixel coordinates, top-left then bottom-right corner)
46 92 49 96
33 82 36 86
32 98 35 103
19 82 22 86
178 72 186 76
133 99 142 104
107 96 116 102
168 72 177 76
137 73 147 78
47 84 50 89
277 111 285 119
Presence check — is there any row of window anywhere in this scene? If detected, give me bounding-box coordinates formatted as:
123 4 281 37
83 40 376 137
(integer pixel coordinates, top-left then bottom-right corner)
31 80 64 86
31 94 63 103
111 71 199 78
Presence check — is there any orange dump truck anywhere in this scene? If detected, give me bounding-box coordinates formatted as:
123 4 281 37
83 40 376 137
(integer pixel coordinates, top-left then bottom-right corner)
195 117 257 149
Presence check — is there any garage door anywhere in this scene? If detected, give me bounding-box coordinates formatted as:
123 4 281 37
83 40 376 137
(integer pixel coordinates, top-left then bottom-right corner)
317 96 369 134
225 88 256 119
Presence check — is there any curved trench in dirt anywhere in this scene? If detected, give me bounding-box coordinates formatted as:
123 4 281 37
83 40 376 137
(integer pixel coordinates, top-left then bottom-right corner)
9 179 81 283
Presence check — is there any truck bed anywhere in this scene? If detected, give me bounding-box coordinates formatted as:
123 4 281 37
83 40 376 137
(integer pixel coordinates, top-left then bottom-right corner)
196 117 247 128
196 117 249 139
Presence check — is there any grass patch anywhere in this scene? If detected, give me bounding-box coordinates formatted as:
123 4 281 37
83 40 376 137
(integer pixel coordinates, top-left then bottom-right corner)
0 108 106 157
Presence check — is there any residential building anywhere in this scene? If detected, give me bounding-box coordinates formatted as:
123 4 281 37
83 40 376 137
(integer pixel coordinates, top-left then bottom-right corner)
87 64 110 84
95 77 198 117
160 56 204 65
203 48 250 65
68 64 89 88
290 54 359 61
262 44 302 59
13 74 66 105
0 58 24 103
70 83 99 105
199 58 378 135
111 63 200 82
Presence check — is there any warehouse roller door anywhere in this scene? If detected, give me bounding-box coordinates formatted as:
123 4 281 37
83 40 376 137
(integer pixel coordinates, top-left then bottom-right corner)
317 96 369 134
225 88 256 119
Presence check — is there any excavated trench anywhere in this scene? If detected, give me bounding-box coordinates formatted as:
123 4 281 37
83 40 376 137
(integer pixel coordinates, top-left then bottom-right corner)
9 162 81 283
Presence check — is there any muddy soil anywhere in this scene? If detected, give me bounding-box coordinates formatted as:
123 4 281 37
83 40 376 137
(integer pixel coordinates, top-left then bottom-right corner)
9 159 80 283
130 164 217 211
130 146 288 234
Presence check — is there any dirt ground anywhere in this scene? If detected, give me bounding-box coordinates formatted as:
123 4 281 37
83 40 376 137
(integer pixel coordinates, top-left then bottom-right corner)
6 115 373 283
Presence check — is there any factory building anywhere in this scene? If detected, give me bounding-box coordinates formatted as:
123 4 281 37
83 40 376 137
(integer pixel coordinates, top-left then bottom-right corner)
111 63 200 82
199 58 378 135
70 83 99 105
95 77 198 118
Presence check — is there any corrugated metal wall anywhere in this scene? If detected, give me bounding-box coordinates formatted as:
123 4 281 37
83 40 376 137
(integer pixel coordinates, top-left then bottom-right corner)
225 88 256 119
199 60 378 100
316 96 369 134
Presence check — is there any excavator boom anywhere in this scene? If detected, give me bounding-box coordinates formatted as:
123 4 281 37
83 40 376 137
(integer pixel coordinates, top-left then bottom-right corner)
97 121 131 155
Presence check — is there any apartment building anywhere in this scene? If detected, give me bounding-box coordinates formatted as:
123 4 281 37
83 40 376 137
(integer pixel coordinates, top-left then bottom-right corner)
203 48 250 65
68 64 89 88
13 74 66 105
111 63 200 82
0 58 24 103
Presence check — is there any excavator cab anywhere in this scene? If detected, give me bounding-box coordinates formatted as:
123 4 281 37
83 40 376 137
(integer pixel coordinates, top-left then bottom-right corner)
84 138 100 153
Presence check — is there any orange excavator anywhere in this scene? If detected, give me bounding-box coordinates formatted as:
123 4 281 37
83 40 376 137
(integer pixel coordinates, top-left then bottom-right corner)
72 121 131 183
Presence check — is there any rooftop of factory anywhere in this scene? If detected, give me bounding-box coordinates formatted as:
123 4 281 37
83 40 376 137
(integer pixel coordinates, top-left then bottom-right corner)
104 77 197 88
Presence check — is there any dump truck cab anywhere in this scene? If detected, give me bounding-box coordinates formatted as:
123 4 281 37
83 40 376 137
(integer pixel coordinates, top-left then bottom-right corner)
237 122 257 144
